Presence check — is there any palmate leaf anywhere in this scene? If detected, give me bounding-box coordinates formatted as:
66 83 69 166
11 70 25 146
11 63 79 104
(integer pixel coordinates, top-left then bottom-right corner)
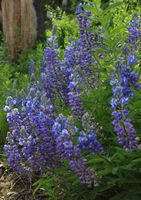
100 15 112 29
87 157 106 165
111 152 126 162
99 167 114 176
127 158 141 167
83 5 99 15
110 25 128 37
92 184 114 193
92 46 112 54
106 2 123 10
59 173 78 184
89 66 107 72
83 0 101 8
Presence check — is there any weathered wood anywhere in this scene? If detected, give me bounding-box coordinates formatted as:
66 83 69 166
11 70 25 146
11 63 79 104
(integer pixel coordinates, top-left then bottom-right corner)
21 0 37 47
1 0 37 60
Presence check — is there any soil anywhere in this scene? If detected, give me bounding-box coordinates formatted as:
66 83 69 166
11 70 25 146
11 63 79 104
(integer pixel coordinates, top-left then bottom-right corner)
0 162 47 200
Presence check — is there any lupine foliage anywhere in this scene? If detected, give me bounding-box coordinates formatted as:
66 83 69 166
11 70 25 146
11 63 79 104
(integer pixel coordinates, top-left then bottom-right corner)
3 0 141 199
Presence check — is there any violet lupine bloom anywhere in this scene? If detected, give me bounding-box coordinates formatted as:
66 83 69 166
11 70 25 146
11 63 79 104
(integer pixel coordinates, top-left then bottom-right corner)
52 114 100 187
110 61 140 151
63 42 80 104
110 15 141 151
78 131 104 154
52 115 80 159
76 2 94 50
4 144 32 179
68 73 85 118
65 3 103 117
63 41 85 118
127 15 141 50
4 107 33 178
4 83 60 178
69 157 100 187
76 3 99 89
40 37 70 105
28 60 36 75
78 112 104 154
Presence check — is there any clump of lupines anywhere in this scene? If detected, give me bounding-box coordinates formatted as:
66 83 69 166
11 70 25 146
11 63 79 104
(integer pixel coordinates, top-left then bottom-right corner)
52 114 101 187
4 2 141 189
4 80 61 178
110 15 141 151
4 73 103 186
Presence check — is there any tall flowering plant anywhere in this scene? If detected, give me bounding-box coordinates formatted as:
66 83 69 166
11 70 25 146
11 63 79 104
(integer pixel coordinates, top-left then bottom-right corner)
3 2 141 198
4 80 61 179
110 15 141 151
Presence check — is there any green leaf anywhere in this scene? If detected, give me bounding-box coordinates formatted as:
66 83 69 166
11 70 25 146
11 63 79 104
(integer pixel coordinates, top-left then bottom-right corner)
33 184 41 195
110 191 140 200
107 2 123 10
87 157 105 164
111 152 125 161
89 66 107 72
99 168 113 175
93 184 114 193
112 167 119 175
128 158 141 167
83 5 97 13
82 0 92 4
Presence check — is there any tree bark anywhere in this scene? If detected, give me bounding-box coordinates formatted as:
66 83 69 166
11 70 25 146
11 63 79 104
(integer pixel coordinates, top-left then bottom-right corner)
1 0 37 60
33 0 47 40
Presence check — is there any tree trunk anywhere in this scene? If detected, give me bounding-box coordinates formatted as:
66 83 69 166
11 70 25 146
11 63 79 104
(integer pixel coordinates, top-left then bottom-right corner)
1 0 37 60
33 0 47 40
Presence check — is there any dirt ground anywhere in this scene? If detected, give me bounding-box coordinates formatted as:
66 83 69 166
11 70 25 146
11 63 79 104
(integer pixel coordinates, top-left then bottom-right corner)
0 162 47 200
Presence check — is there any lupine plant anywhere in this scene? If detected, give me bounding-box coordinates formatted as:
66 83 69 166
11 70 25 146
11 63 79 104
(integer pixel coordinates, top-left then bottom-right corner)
4 80 61 179
3 0 141 199
110 15 141 151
